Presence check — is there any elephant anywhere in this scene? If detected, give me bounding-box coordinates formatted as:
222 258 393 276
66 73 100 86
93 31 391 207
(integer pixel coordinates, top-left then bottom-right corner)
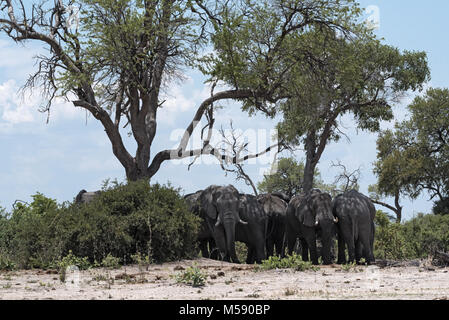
332 189 376 265
236 193 269 264
75 189 101 204
184 190 218 259
286 189 338 265
198 185 249 263
257 193 288 258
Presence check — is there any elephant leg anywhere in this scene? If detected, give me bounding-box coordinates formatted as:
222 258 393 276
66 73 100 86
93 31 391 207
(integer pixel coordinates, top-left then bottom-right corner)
275 236 284 257
246 246 255 264
286 232 297 256
266 237 275 258
199 240 209 258
255 242 266 264
279 234 287 258
339 221 356 263
361 234 375 265
343 233 356 264
355 239 363 264
307 237 319 265
300 238 309 262
208 238 219 260
337 231 347 264
369 222 376 264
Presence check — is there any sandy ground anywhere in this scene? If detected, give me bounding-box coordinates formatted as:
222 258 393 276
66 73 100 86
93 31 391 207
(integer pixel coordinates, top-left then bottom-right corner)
1 258 449 300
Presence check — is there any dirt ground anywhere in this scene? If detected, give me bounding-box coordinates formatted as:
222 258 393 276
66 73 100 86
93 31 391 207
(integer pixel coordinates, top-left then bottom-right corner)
1 258 449 300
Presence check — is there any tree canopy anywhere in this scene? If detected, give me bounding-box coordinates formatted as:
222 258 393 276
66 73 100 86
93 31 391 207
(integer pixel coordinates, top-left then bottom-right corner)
276 28 430 192
0 0 366 182
257 157 323 198
373 88 449 216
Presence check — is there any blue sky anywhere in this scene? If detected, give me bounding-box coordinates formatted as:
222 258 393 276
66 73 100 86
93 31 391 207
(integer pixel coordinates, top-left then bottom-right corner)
1 1 448 220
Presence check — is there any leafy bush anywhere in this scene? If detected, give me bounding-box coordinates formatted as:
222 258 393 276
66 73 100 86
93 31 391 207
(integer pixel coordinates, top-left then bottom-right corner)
432 197 449 215
374 211 410 260
0 180 200 270
56 250 91 282
373 211 449 260
402 213 449 258
256 254 318 272
175 265 206 287
101 253 121 269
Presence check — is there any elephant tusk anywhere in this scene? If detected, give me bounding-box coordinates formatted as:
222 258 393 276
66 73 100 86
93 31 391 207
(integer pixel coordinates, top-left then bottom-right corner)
333 217 339 223
239 219 248 225
315 220 319 226
215 216 222 227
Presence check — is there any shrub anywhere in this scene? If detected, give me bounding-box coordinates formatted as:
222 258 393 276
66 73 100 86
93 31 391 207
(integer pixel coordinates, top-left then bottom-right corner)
101 253 121 269
256 254 318 272
402 213 449 258
57 250 91 282
175 265 206 287
0 180 201 269
374 211 410 260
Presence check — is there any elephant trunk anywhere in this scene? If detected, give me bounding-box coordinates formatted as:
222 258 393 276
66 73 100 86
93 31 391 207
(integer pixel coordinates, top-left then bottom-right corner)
223 220 240 264
320 222 335 265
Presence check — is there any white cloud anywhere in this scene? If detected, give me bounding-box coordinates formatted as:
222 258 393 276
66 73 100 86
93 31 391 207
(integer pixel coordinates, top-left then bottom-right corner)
0 39 44 78
0 79 36 124
158 81 212 126
0 79 85 132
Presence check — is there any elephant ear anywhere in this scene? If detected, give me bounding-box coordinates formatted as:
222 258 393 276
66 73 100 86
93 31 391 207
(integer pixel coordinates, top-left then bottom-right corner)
301 194 317 228
200 189 218 220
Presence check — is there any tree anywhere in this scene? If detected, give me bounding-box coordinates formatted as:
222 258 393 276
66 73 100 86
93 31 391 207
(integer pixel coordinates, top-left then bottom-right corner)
0 0 362 182
373 88 449 217
257 157 325 198
276 29 430 193
368 183 403 223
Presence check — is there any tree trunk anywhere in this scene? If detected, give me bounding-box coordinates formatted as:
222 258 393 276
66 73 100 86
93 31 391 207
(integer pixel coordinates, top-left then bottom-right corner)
303 132 318 193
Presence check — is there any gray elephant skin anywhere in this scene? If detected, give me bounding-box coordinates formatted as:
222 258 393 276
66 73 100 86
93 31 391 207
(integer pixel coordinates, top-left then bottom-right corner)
75 189 101 204
257 193 288 258
332 189 376 264
186 185 268 264
184 190 218 259
286 189 337 265
237 193 268 264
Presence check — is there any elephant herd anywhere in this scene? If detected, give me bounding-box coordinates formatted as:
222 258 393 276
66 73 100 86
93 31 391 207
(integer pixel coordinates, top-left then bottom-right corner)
185 186 376 265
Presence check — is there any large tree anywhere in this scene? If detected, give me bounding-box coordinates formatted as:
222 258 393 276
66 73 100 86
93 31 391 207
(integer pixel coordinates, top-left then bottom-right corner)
257 157 324 198
276 29 430 193
373 88 449 217
0 0 362 182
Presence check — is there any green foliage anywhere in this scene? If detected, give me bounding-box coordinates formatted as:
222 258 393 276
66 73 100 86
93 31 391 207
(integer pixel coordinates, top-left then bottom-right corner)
0 255 16 271
0 181 200 270
374 211 409 260
257 157 326 197
256 254 318 272
175 265 206 287
235 242 248 264
57 250 91 282
131 252 152 271
101 254 122 269
202 0 367 115
433 198 449 215
340 261 358 272
57 250 92 271
373 211 449 260
401 214 449 258
374 88 449 208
